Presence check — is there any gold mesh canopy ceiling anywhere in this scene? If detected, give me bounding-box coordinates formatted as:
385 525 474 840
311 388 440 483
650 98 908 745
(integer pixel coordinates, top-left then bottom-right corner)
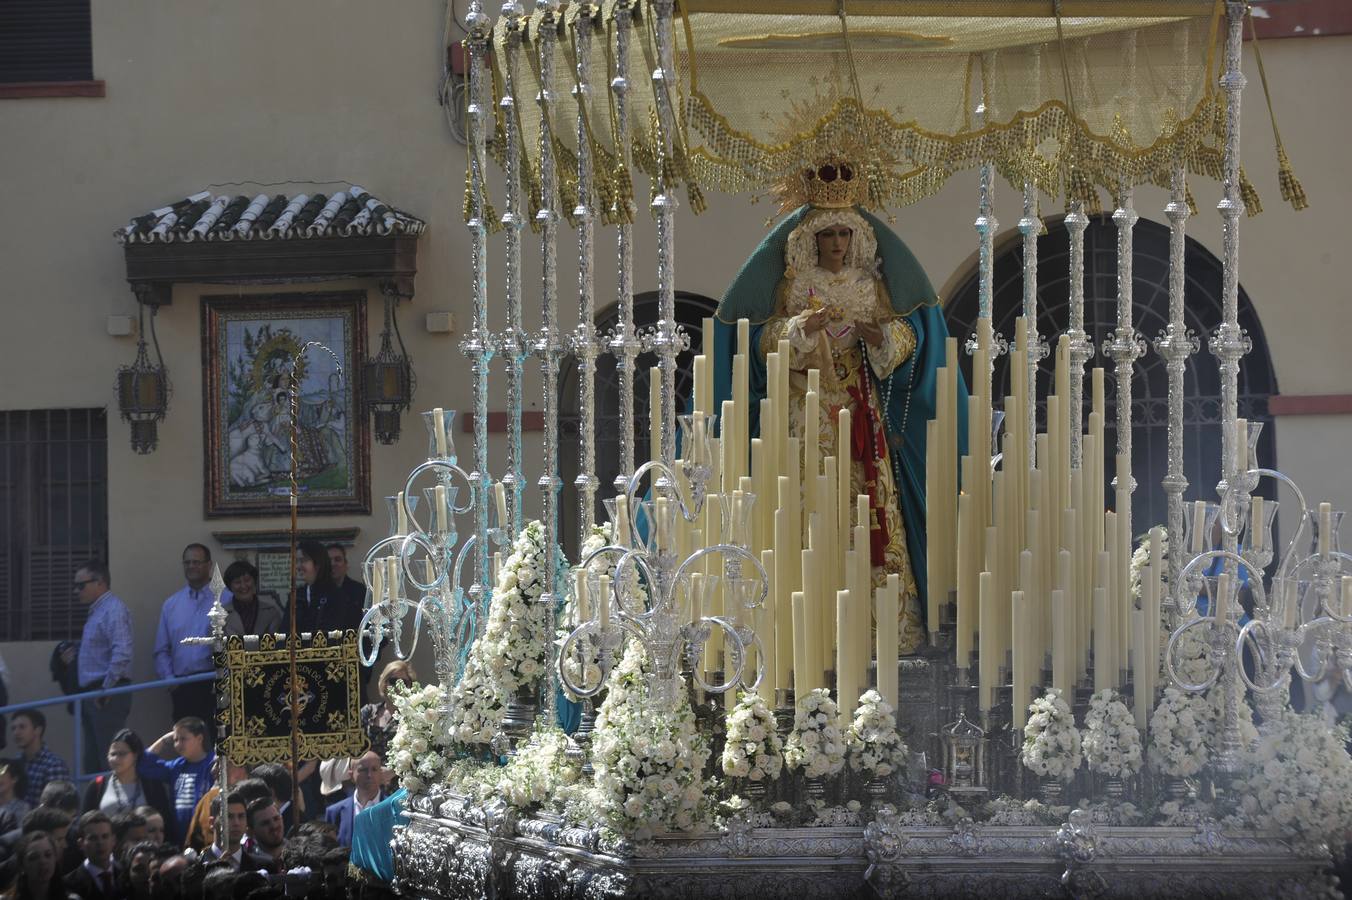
483 0 1235 220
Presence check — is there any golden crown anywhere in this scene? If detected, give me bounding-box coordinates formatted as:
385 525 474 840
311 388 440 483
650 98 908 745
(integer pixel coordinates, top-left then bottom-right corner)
797 156 866 209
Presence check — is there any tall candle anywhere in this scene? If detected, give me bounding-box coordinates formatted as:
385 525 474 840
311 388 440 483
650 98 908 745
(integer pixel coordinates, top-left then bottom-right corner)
1093 584 1109 692
761 549 778 692
838 407 852 555
792 591 809 698
877 574 900 711
496 482 509 531
804 389 821 516
836 589 857 719
955 492 973 664
371 560 384 609
774 501 795 689
397 491 409 534
802 544 821 686
1012 589 1030 734
1342 576 1352 619
978 570 995 712
1051 589 1068 696
432 407 448 457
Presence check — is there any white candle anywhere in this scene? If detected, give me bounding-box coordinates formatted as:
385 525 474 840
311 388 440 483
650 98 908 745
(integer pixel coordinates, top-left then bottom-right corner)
792 591 809 698
1342 576 1352 619
495 482 509 530
433 407 447 458
1191 500 1206 553
1093 584 1109 692
1319 502 1332 557
655 497 671 551
615 494 631 547
387 556 401 601
1051 589 1067 696
836 589 856 720
1235 417 1248 473
692 356 706 416
371 561 384 608
978 570 995 712
1282 579 1298 629
397 491 409 534
1012 589 1029 735
434 484 447 533
424 557 436 585
599 574 611 630
877 575 899 712
689 572 703 625
761 548 778 692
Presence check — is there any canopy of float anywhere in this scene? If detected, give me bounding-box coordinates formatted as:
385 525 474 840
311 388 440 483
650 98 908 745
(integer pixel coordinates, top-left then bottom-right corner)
488 0 1226 218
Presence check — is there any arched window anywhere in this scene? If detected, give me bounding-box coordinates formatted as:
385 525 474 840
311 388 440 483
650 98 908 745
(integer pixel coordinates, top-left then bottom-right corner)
944 214 1278 536
558 291 719 552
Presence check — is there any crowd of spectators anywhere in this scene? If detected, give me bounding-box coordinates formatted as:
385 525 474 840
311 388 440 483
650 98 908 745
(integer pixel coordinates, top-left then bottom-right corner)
0 543 412 898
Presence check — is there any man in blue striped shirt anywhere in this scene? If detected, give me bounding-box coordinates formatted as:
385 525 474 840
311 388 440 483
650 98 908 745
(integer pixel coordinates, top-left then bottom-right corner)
74 560 133 775
154 544 231 740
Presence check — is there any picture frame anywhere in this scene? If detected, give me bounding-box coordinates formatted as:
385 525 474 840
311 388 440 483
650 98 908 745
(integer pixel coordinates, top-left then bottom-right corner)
201 290 370 518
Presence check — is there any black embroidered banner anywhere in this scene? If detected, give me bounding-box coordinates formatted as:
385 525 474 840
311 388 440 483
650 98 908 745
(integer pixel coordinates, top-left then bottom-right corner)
216 630 368 764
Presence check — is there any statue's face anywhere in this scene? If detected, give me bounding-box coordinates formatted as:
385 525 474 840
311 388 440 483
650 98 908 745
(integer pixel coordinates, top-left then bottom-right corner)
815 225 852 270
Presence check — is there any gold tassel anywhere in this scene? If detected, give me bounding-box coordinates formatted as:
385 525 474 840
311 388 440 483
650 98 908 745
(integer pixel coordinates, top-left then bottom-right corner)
1277 146 1309 211
1239 167 1263 217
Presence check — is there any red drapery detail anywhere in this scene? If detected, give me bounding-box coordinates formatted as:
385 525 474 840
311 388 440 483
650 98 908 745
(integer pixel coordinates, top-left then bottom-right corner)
846 364 891 567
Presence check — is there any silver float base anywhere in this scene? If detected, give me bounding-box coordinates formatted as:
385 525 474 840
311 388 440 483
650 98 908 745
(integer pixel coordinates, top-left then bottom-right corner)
392 792 1336 899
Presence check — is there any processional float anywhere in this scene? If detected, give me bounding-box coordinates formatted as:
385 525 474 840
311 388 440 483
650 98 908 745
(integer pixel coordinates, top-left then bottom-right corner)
356 1 1347 897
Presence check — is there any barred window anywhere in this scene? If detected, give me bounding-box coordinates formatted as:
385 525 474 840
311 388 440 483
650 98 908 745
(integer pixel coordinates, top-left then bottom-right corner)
0 0 93 84
0 409 108 641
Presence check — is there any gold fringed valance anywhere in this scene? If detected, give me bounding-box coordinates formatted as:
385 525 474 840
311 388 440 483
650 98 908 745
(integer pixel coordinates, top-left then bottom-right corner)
470 0 1289 224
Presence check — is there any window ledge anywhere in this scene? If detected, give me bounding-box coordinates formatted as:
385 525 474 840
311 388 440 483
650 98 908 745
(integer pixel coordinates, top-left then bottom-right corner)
0 80 105 99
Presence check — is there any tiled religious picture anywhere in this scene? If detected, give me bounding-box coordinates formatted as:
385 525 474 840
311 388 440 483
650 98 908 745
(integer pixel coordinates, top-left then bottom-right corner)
202 291 370 517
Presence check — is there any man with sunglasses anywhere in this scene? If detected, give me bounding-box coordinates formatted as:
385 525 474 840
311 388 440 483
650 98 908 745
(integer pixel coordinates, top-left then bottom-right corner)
73 560 133 774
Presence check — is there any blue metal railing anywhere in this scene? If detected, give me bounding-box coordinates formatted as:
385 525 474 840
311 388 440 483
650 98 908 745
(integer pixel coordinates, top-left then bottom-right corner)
0 672 215 783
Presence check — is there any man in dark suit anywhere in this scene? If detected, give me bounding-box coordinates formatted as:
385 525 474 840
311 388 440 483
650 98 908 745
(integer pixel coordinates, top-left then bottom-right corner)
323 751 384 847
63 811 117 899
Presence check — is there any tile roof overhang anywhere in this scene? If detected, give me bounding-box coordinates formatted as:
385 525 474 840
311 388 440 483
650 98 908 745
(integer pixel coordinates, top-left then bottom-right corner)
117 186 424 304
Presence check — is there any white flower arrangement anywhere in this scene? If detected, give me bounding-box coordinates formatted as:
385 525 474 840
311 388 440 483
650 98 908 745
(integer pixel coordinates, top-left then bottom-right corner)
590 642 714 839
1129 528 1168 605
387 681 453 794
494 726 581 810
446 520 556 747
1148 686 1208 778
721 691 784 782
784 688 846 779
1082 688 1143 777
1231 711 1352 843
1021 688 1082 781
845 690 908 779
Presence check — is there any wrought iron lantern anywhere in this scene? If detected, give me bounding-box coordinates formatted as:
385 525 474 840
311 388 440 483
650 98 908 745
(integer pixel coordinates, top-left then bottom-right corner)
942 704 987 799
363 283 416 444
115 294 170 453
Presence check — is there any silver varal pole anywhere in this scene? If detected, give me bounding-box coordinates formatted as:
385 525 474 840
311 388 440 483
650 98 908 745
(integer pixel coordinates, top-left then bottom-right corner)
1156 163 1197 626
461 0 495 601
500 0 527 539
650 0 680 469
573 5 600 540
1064 201 1091 465
1210 0 1252 778
609 0 639 490
536 0 564 725
1018 181 1042 459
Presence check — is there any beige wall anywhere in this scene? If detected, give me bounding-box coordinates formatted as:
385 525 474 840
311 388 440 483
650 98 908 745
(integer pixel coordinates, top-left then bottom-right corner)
0 2 1347 759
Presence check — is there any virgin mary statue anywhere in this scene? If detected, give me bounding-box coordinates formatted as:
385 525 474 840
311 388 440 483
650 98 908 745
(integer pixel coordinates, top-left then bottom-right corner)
712 158 967 654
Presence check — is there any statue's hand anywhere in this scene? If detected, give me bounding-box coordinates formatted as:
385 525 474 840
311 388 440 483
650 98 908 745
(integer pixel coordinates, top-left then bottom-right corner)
857 320 885 347
802 308 831 337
